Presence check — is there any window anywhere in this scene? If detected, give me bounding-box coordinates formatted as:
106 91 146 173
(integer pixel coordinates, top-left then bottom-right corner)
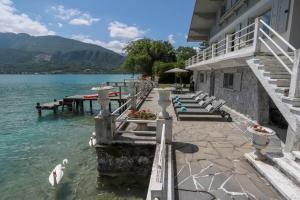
223 73 234 89
199 73 205 83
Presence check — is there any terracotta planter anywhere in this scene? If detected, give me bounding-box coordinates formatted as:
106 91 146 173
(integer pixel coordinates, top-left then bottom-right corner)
247 126 275 160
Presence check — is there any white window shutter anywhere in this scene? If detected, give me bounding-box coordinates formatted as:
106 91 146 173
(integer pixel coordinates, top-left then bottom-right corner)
233 73 242 91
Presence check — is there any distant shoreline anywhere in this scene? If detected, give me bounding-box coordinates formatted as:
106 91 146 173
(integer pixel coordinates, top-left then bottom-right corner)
0 72 138 75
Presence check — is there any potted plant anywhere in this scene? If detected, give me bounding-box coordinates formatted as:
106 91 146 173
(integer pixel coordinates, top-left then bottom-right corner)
128 109 156 131
247 123 275 160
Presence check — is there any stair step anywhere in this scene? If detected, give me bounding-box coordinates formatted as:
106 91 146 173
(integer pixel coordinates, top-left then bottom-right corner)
245 152 300 200
293 151 300 160
263 72 291 79
291 107 300 115
269 79 290 87
267 154 300 186
275 87 289 96
258 66 289 72
282 97 300 107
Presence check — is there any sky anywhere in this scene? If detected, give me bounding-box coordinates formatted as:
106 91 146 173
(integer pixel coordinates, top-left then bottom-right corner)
0 0 199 54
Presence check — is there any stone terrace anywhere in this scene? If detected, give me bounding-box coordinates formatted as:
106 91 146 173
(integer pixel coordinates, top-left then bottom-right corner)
141 89 283 200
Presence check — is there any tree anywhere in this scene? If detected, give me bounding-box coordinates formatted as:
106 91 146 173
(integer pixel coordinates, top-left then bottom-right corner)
175 46 197 61
122 39 176 75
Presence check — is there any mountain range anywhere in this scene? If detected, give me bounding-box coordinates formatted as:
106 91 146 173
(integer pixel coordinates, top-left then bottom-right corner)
0 33 125 74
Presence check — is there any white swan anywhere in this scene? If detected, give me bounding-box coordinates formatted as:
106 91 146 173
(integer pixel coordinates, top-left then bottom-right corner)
49 159 68 186
89 132 97 147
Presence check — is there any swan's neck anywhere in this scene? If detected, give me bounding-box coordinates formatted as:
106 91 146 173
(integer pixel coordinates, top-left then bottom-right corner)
53 171 57 186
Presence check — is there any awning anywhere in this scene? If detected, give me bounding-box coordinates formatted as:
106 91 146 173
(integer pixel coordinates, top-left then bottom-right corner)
165 68 189 73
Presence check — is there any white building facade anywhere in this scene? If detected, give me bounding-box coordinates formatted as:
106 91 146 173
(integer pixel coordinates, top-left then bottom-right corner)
186 0 300 151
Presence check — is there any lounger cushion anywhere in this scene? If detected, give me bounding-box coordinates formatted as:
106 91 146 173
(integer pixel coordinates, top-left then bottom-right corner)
205 104 213 112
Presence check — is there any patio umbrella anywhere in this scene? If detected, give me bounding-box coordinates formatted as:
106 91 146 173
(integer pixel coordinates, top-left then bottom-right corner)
165 68 189 86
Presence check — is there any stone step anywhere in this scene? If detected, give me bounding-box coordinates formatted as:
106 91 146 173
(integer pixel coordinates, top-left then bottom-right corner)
269 79 290 87
258 65 289 72
293 151 300 160
263 72 291 79
268 154 300 186
282 97 300 107
275 87 289 96
245 152 300 200
291 107 300 115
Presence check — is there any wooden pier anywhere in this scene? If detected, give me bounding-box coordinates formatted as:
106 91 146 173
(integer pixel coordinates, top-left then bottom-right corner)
36 94 128 116
36 80 140 116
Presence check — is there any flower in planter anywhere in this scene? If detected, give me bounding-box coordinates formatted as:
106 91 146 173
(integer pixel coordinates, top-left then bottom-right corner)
128 109 156 120
251 123 269 134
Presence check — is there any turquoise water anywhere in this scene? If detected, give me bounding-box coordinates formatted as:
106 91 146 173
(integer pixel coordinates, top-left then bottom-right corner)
0 74 144 200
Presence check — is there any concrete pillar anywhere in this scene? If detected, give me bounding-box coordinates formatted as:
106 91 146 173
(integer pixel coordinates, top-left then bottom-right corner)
156 88 173 144
95 115 114 144
253 17 263 52
212 43 217 58
92 86 114 144
284 120 300 152
156 118 173 144
203 49 207 60
289 49 300 98
225 34 231 54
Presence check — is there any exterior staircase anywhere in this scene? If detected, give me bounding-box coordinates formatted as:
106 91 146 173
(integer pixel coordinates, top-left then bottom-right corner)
245 27 300 198
246 55 300 131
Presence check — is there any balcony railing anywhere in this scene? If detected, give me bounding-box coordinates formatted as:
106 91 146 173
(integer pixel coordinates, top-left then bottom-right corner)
186 20 257 68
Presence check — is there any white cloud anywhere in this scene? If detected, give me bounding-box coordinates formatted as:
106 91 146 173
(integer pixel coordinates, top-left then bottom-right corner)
71 34 127 54
69 13 100 26
57 22 63 27
0 0 54 35
51 5 100 26
108 21 145 39
51 5 80 20
168 34 175 44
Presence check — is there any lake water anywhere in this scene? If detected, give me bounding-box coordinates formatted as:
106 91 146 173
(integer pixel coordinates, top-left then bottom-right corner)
0 74 146 200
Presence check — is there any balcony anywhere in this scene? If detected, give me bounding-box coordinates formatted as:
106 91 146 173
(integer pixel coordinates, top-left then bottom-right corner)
186 19 257 70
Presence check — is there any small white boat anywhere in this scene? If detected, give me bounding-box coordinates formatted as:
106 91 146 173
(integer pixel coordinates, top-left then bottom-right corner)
89 132 97 147
49 159 68 186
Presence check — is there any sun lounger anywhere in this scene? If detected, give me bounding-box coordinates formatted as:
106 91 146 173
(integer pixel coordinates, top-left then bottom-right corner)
174 96 216 108
173 93 210 104
172 91 203 100
175 99 232 121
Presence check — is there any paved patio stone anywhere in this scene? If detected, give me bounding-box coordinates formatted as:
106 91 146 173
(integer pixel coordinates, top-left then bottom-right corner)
140 90 283 200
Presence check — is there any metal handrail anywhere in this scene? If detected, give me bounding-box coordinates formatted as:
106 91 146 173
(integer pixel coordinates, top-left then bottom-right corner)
228 30 255 42
215 43 226 50
259 37 292 74
230 22 255 36
111 98 132 115
260 19 296 52
217 38 226 44
259 28 294 63
233 38 254 48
